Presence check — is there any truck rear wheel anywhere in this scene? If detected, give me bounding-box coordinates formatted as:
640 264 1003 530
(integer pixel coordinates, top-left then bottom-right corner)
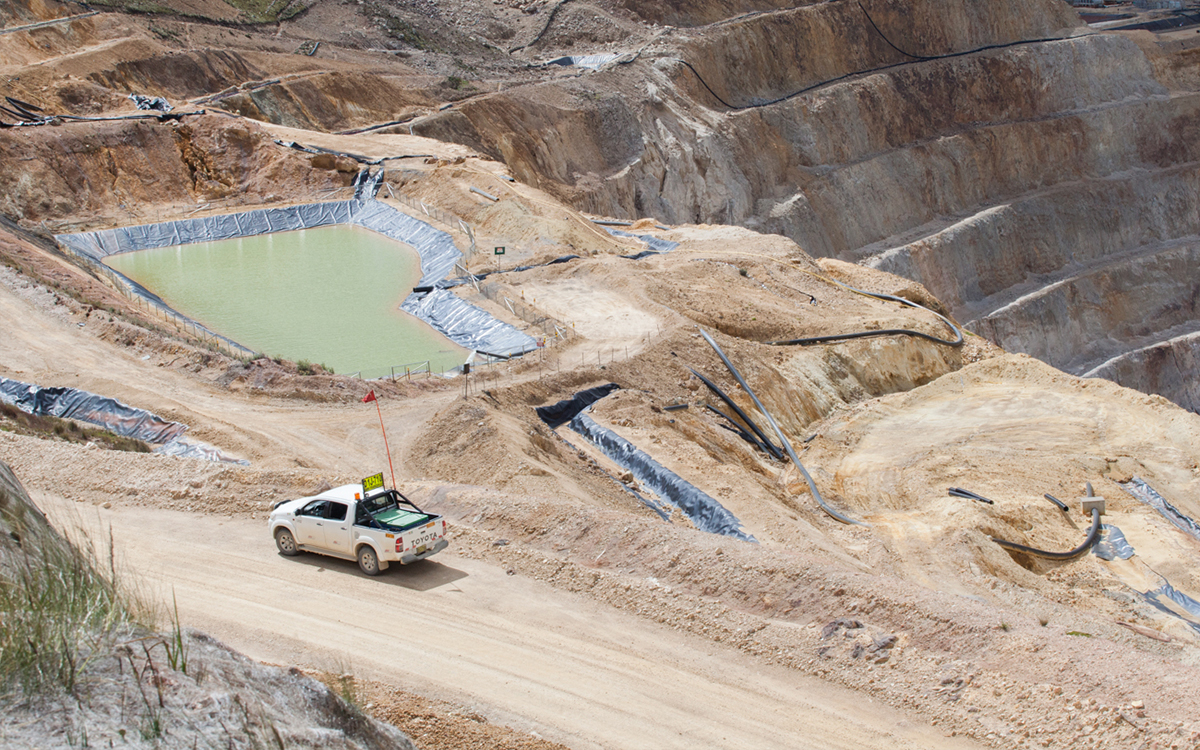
275 528 299 556
357 545 381 576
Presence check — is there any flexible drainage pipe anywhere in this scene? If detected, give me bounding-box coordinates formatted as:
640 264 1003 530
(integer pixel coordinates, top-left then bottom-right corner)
689 368 782 460
992 508 1102 560
699 329 865 526
992 484 1102 560
767 280 963 349
703 403 772 455
1043 493 1069 513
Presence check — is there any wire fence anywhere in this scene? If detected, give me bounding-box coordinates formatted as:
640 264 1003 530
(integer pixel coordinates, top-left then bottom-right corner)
66 248 256 359
382 184 476 259
478 282 578 345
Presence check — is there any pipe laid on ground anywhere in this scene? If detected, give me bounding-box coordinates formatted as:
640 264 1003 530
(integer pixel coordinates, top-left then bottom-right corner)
699 328 865 526
470 187 499 202
949 487 994 505
992 508 1102 560
689 368 781 460
703 403 772 454
1044 493 1069 512
766 280 963 349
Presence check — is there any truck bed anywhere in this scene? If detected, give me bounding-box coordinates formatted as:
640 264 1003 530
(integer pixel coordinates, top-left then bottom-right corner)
372 507 432 529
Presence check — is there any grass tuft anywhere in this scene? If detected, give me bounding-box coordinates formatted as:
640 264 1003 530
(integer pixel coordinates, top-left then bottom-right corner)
0 511 148 696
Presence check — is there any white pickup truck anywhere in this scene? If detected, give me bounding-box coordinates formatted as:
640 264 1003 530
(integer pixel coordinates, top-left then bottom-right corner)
269 480 448 575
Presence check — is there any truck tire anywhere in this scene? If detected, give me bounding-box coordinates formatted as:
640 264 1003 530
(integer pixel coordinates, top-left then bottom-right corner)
275 528 299 556
357 545 381 576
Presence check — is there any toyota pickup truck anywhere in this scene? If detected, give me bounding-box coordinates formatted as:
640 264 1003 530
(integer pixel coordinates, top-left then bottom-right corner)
269 478 448 575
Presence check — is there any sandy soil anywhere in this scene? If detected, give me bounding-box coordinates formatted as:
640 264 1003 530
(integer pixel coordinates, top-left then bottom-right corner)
42 496 984 750
4 3 1200 746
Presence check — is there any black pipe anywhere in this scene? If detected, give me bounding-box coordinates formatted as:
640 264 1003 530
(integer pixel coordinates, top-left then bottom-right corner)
672 24 1071 114
703 403 772 454
699 329 865 526
992 508 1102 560
689 368 782 460
1044 493 1069 512
949 487 994 505
767 283 963 349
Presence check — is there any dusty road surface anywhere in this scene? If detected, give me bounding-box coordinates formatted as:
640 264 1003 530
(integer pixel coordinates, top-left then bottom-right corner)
50 497 981 750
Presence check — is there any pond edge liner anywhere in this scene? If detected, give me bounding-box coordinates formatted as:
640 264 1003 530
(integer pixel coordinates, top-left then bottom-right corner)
0 376 247 464
699 328 866 526
55 197 537 361
569 411 756 542
1122 477 1200 544
1093 524 1135 561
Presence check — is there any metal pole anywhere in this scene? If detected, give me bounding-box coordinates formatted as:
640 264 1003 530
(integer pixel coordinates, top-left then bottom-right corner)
374 397 397 491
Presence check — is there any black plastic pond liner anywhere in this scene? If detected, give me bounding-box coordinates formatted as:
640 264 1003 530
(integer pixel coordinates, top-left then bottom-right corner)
1122 477 1200 544
0 376 247 464
605 228 680 255
570 411 756 542
1 377 186 444
535 383 620 429
129 94 172 112
1141 579 1200 636
544 54 621 70
1093 524 1135 561
352 168 385 200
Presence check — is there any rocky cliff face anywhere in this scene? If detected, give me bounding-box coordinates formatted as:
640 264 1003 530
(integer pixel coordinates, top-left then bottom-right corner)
412 0 1200 410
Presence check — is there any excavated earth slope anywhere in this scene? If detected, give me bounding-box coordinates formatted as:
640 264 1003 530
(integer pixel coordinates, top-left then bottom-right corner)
4 1 1200 749
406 0 1200 413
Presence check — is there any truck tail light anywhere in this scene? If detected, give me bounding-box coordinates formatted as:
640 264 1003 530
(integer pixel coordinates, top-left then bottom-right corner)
441 519 446 534
396 537 403 552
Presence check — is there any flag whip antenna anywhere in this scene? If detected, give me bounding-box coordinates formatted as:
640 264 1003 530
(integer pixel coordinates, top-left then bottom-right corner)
362 390 396 490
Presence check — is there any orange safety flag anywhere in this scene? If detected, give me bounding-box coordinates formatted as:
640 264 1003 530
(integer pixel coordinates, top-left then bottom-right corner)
362 390 377 403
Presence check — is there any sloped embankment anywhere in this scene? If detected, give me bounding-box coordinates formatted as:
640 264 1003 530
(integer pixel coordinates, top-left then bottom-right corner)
0 460 418 749
412 0 1200 410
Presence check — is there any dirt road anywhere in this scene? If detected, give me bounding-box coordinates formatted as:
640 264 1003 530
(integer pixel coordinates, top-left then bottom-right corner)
48 498 980 750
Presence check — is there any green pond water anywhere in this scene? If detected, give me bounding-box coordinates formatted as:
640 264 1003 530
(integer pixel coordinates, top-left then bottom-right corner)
105 225 466 378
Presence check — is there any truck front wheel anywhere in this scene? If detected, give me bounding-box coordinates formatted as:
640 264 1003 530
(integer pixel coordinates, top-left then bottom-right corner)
275 528 299 556
357 546 381 576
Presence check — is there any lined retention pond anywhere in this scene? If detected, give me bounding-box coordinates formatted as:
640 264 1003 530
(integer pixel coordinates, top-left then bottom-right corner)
104 225 467 378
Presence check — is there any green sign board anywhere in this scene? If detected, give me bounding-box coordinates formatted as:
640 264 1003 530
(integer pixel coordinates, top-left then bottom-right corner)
494 246 506 255
362 472 385 494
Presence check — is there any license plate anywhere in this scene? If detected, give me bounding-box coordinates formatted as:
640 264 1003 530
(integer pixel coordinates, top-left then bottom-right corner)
416 545 427 555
